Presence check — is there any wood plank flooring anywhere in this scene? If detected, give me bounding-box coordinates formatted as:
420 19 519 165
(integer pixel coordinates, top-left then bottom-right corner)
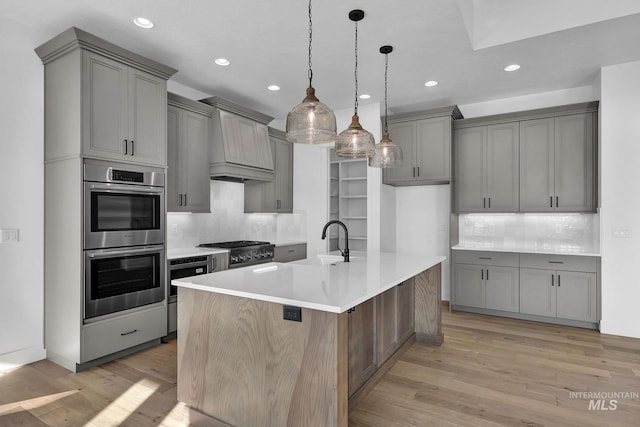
2 306 639 426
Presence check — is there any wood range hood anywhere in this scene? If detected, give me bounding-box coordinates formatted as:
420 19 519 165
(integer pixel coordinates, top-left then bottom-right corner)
200 96 276 182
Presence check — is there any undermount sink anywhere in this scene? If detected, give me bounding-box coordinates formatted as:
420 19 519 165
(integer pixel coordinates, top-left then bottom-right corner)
317 254 354 265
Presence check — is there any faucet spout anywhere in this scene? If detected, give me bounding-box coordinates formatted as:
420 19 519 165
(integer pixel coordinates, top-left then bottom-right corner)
321 220 350 262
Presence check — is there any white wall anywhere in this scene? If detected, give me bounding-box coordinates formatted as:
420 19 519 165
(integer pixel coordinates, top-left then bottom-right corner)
599 60 640 338
0 18 47 371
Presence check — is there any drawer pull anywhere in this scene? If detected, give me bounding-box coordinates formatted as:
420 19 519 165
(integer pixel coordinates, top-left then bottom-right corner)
120 329 138 336
478 257 492 260
548 261 564 264
288 249 296 253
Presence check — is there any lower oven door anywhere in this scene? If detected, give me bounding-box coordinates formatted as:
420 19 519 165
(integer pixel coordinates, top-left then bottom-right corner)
84 245 165 320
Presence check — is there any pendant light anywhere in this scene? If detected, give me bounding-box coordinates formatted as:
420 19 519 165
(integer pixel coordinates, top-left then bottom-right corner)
335 9 375 159
369 46 403 168
286 0 337 144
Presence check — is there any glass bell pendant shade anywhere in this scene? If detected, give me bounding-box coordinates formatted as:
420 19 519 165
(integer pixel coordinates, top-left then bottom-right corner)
286 86 337 144
369 130 403 167
335 114 375 158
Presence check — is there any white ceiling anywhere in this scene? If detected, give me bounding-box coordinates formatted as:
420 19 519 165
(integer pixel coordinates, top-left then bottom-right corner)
4 0 640 119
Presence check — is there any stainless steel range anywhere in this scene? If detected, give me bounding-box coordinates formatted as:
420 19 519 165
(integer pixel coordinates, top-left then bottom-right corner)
198 241 274 268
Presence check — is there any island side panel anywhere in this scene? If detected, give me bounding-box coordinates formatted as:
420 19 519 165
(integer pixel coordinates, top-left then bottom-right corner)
177 287 348 427
414 263 443 345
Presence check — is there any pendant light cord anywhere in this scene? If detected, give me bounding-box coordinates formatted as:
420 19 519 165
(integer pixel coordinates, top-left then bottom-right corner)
308 0 313 87
383 52 388 133
354 21 359 115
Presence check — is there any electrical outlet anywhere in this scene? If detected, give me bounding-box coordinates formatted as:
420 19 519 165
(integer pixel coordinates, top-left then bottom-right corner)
611 228 632 238
0 228 19 243
283 305 302 322
170 223 179 235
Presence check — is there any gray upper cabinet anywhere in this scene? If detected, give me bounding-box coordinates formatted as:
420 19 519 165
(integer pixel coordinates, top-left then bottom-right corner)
520 113 595 212
454 122 519 212
202 97 275 181
383 106 462 186
454 102 598 213
82 51 168 166
167 93 213 213
35 27 176 165
244 128 293 213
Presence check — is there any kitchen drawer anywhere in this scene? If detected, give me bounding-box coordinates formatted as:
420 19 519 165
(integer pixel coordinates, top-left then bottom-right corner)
520 253 597 272
454 250 519 267
81 305 166 362
274 243 307 263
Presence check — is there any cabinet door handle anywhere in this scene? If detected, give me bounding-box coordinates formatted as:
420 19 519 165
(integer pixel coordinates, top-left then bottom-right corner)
556 196 559 208
488 197 491 209
551 274 554 287
184 193 187 206
412 167 416 177
120 329 138 336
130 140 135 156
557 274 561 287
483 197 486 208
277 200 281 209
417 166 420 177
179 194 183 206
481 269 484 280
123 139 128 155
550 196 553 208
486 269 489 281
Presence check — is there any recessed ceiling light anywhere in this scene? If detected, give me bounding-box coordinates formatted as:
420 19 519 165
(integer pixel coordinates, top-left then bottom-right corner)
424 80 438 87
267 85 280 91
133 17 154 29
504 64 521 72
215 58 230 66
359 94 371 99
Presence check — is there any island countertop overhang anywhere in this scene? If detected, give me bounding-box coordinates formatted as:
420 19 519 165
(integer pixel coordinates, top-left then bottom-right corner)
172 251 445 313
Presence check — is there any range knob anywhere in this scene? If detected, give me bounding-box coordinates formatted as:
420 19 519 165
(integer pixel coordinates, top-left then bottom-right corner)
231 256 239 263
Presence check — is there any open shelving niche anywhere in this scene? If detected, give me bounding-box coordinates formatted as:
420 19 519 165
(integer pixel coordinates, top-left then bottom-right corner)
328 149 368 252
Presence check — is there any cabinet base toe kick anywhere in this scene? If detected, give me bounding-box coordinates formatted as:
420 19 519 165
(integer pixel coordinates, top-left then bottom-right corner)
451 305 599 330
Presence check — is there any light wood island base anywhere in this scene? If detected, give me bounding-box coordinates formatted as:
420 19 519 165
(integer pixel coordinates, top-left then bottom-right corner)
177 264 442 427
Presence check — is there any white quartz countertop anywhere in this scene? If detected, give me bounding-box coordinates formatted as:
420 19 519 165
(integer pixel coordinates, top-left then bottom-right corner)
172 251 445 313
452 243 600 257
167 247 229 260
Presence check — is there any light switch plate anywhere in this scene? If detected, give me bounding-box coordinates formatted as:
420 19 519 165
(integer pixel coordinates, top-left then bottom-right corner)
0 228 19 243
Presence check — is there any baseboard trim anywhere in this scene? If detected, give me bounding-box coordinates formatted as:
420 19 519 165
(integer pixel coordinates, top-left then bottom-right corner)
0 345 46 372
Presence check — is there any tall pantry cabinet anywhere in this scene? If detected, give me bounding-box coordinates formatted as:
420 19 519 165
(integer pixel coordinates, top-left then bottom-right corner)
36 27 177 371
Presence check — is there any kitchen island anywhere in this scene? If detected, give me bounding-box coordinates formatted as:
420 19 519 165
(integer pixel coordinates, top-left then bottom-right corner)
173 251 444 427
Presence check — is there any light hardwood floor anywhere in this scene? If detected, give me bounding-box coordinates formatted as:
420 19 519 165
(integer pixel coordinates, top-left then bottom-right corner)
2 306 639 426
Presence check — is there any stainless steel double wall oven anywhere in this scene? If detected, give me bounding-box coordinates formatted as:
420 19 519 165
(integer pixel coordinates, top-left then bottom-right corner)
83 162 166 319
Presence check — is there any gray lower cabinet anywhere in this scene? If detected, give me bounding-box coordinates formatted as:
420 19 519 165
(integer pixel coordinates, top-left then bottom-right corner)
520 112 595 212
453 251 520 312
273 243 307 263
453 251 599 327
245 128 293 213
454 122 520 212
383 106 462 186
519 253 598 322
348 298 377 397
167 93 213 212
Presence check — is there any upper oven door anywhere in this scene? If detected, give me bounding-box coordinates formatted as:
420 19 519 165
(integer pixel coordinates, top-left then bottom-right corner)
84 182 165 249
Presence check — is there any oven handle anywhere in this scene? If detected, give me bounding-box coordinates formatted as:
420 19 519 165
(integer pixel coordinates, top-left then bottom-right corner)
87 182 164 194
86 245 165 258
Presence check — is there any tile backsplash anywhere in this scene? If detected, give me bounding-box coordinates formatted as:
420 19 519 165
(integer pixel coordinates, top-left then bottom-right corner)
459 213 600 252
167 181 306 249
